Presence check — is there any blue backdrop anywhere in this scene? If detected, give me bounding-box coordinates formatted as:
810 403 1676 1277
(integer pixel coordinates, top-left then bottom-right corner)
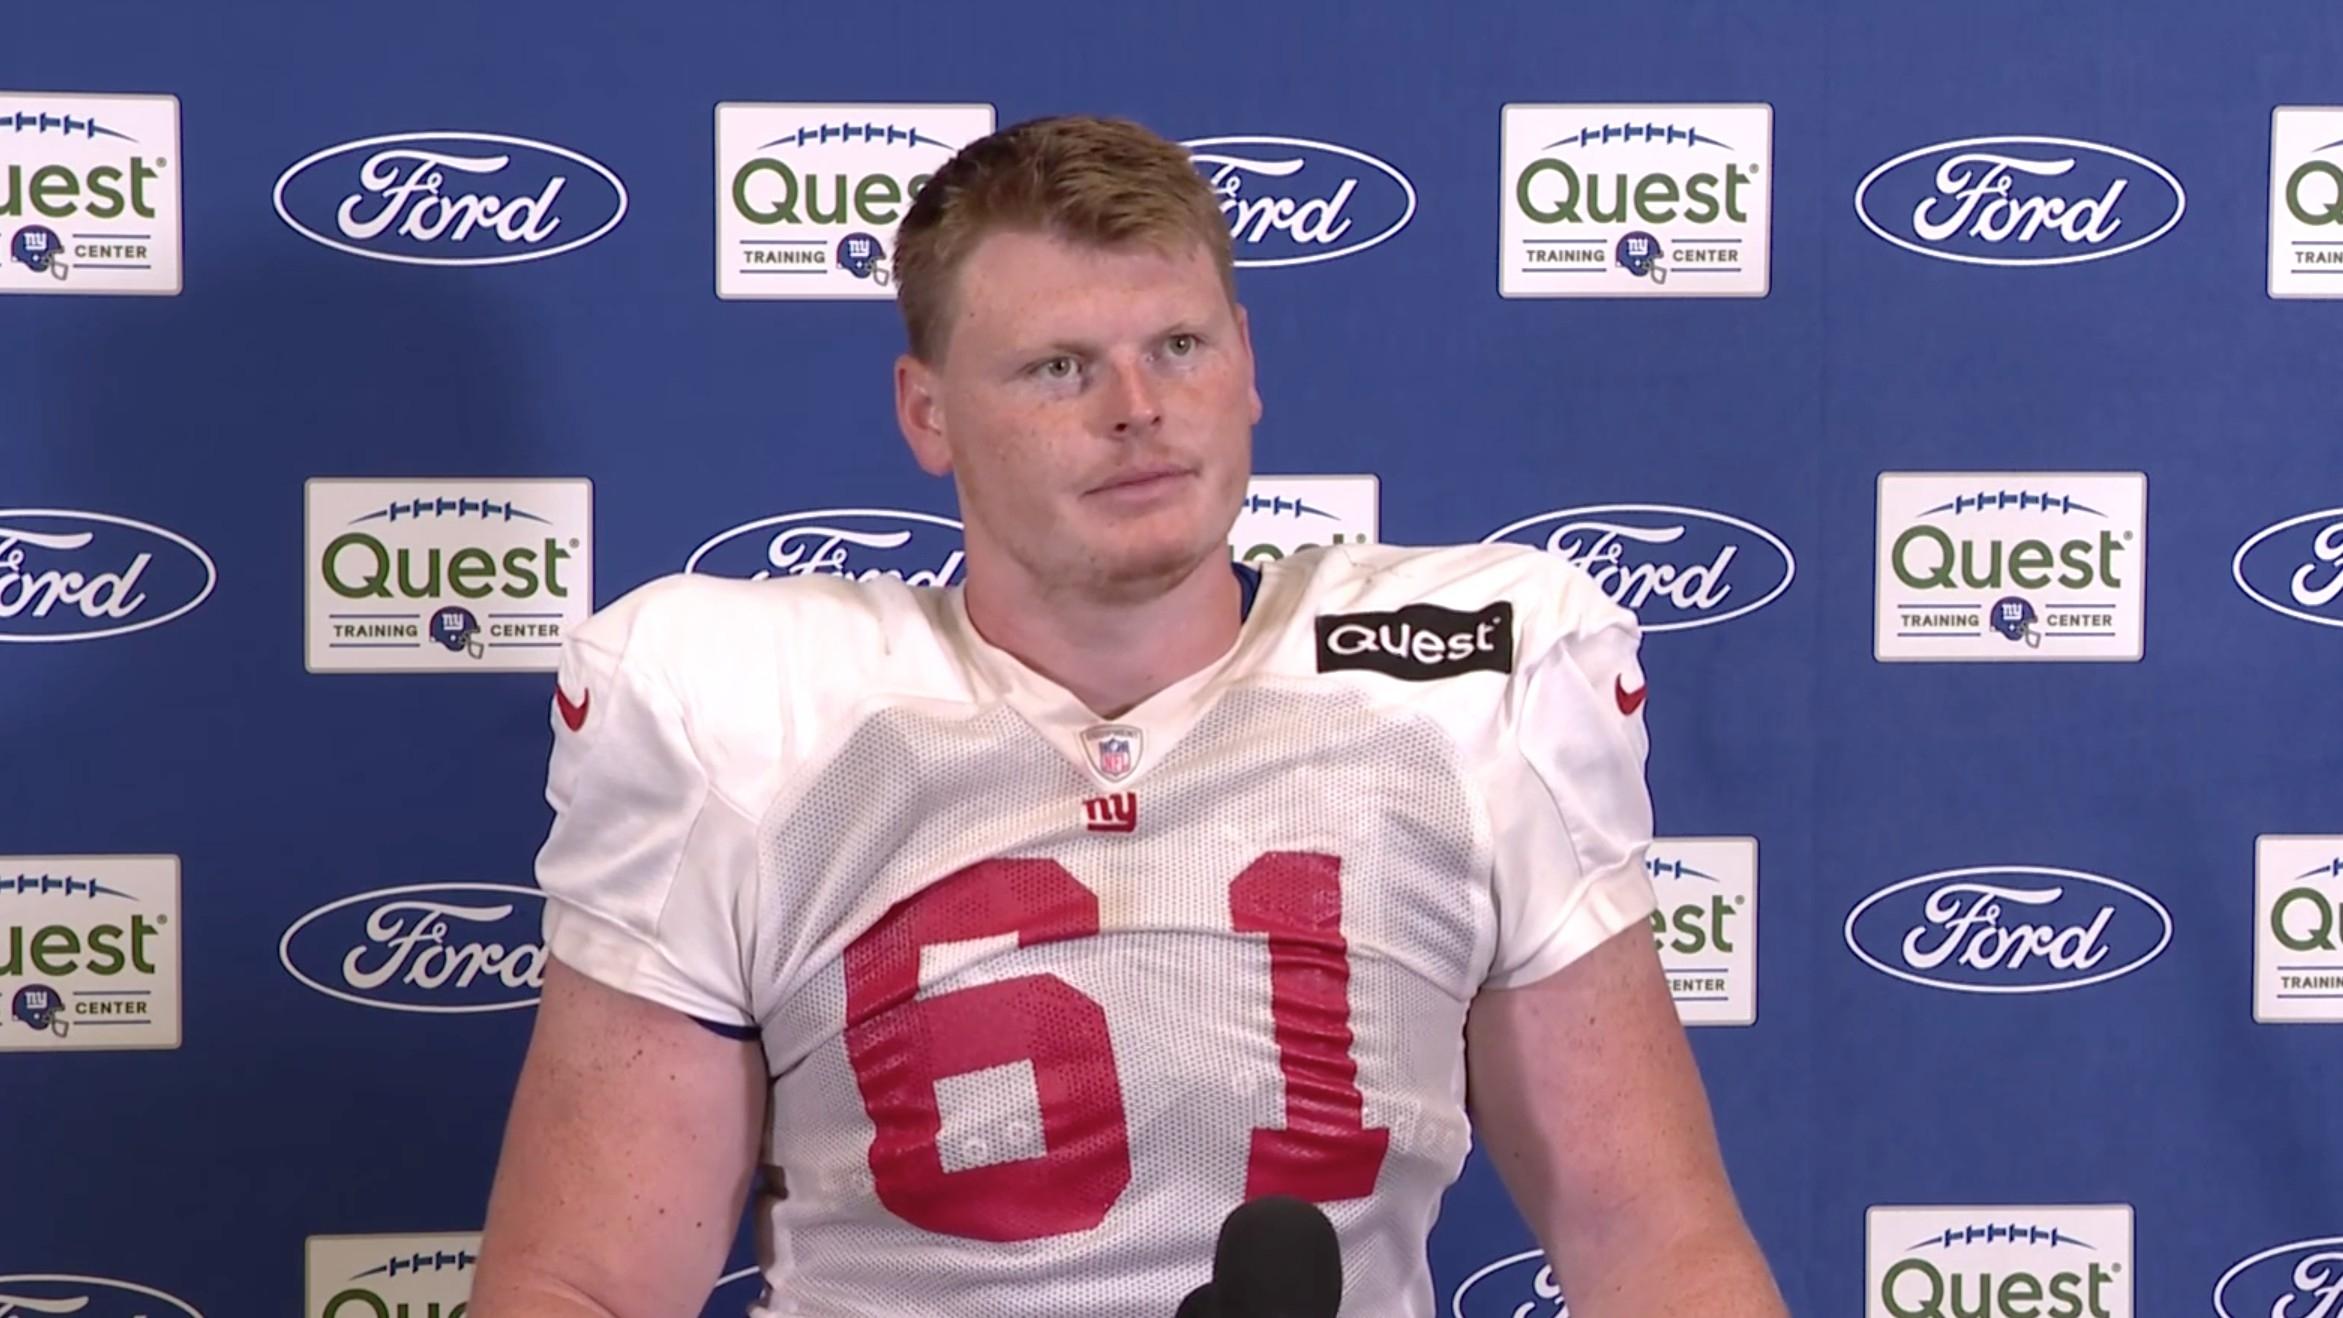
7 3 2342 1316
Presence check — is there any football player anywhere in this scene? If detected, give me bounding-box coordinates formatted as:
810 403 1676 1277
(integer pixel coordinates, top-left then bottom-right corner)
471 115 1786 1318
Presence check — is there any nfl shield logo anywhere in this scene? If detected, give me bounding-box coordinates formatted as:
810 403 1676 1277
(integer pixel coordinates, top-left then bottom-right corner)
1081 723 1143 784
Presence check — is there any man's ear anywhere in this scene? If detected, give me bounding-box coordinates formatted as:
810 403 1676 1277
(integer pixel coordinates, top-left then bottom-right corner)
895 353 953 476
1235 302 1263 426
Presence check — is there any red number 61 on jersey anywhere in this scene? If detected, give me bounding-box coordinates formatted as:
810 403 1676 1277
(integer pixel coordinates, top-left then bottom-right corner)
842 852 1391 1242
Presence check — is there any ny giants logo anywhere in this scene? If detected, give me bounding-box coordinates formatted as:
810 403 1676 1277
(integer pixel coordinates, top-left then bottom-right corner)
1083 793 1137 834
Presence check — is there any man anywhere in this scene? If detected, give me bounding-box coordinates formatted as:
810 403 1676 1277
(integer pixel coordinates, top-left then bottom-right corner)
470 115 1787 1318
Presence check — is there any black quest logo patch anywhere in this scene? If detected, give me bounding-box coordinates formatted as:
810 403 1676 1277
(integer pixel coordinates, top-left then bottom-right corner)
1314 601 1515 680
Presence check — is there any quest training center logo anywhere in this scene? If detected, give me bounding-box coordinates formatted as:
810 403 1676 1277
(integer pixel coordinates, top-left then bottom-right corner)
304 479 591 673
0 1276 205 1318
1499 103 1773 298
280 882 546 1014
305 1233 762 1318
716 103 993 298
1230 475 1379 564
0 91 181 295
1855 134 2184 267
307 1234 479 1318
2234 504 2343 629
1181 135 1416 268
1867 1206 2132 1318
1647 837 1757 1027
2268 107 2343 298
0 856 180 1052
274 131 626 266
2254 834 2343 1024
2216 1235 2343 1318
0 508 216 643
1845 865 2171 995
1874 473 2146 662
1481 503 1795 632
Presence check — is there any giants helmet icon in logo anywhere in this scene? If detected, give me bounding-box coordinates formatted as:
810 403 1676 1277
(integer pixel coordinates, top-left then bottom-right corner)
717 103 994 299
0 92 182 295
1876 474 2146 662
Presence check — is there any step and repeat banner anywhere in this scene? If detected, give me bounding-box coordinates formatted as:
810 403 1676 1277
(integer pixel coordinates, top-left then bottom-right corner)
6 4 2341 1316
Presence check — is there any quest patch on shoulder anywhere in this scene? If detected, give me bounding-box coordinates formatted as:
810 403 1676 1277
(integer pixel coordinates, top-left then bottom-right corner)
1315 601 1515 679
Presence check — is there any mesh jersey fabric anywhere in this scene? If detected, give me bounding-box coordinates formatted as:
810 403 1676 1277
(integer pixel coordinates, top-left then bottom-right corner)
532 541 1660 1318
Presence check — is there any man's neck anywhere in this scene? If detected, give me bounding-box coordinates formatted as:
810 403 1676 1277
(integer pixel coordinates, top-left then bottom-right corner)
962 552 1243 721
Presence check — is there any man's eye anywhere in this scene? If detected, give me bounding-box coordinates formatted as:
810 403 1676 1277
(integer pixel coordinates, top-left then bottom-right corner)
1166 334 1199 356
1035 357 1078 380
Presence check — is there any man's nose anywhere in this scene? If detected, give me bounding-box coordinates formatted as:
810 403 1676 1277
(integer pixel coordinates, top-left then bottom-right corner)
1099 355 1163 435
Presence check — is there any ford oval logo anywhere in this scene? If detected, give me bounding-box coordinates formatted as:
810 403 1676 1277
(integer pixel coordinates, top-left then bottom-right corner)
1481 503 1795 632
2233 507 2343 628
0 509 217 643
279 883 546 1013
0 1275 206 1318
274 131 628 266
685 507 966 586
1450 1250 1566 1318
1844 866 2171 994
1183 136 1416 268
1854 135 2184 266
2214 1236 2343 1318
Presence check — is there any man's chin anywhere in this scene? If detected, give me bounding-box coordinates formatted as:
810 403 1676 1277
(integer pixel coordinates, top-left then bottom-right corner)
1084 535 1223 605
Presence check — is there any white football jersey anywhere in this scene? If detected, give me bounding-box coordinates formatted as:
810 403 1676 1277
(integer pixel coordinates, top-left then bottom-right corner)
533 542 1658 1318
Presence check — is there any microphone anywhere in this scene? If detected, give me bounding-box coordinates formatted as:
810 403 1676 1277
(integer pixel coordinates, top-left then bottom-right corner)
1175 1195 1344 1318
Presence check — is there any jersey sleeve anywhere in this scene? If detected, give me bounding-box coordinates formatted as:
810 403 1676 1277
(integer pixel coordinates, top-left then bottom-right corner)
1480 580 1658 991
533 580 762 1028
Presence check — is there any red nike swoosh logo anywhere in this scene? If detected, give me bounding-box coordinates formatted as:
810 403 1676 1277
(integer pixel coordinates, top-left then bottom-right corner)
555 685 590 732
1615 677 1648 717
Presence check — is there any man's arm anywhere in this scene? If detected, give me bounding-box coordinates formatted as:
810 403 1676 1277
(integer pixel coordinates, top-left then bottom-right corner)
470 956 768 1318
1465 923 1788 1317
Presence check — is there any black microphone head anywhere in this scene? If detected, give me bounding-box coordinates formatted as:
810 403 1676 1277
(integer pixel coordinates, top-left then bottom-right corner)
1175 1281 1223 1318
1213 1195 1343 1318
